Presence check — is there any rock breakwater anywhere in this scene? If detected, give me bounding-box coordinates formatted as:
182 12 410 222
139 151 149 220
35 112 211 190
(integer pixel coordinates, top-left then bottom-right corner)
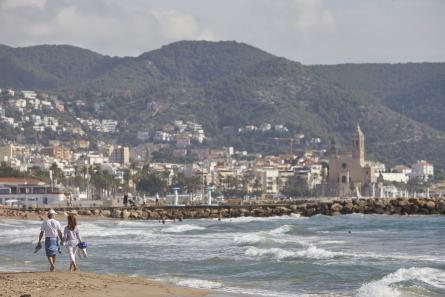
1 197 444 220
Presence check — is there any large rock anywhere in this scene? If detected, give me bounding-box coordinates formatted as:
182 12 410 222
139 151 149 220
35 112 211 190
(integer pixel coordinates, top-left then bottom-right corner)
129 211 139 219
426 201 436 210
397 199 409 207
437 201 445 213
112 209 121 218
78 209 92 216
341 202 354 214
101 210 111 217
331 203 342 212
121 210 130 219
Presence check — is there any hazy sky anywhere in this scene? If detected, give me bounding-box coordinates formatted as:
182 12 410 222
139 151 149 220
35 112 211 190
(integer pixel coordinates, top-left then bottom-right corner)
0 0 444 64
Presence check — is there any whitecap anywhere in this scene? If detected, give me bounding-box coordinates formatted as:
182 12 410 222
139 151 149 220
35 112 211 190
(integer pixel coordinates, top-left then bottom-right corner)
162 224 205 233
233 233 267 245
269 224 292 234
357 267 445 297
245 245 343 260
177 278 223 289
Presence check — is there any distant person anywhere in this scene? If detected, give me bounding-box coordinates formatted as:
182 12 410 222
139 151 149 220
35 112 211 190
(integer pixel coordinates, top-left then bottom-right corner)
123 194 128 207
36 209 63 272
64 213 82 272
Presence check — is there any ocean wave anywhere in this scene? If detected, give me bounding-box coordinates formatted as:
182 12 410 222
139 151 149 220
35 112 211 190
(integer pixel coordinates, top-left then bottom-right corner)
224 215 305 223
171 277 340 297
82 227 155 239
177 278 224 289
357 267 445 297
234 233 269 245
269 224 293 234
245 245 342 260
162 224 205 233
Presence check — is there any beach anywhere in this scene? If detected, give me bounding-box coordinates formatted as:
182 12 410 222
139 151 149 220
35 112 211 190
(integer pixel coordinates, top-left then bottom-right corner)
0 271 207 297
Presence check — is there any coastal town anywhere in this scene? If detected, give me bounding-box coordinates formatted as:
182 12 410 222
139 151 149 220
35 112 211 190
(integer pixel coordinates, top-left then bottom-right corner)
0 88 443 208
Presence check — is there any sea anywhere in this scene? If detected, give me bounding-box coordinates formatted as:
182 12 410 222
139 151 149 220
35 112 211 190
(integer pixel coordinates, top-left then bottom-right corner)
1 214 444 297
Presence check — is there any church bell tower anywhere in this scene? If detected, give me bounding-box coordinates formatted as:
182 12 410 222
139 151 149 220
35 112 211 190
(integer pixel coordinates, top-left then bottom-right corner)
352 124 365 166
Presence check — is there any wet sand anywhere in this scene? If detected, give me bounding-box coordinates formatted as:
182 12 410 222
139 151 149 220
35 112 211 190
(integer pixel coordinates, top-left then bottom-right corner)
0 271 208 297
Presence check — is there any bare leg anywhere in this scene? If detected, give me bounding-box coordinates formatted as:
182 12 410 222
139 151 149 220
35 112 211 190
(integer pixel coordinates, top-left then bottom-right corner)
47 256 55 272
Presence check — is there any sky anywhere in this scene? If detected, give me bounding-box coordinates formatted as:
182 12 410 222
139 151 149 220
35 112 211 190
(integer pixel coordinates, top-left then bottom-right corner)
0 0 444 64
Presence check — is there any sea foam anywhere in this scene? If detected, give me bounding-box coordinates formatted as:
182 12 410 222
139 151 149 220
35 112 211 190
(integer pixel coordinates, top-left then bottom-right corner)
245 245 341 260
162 224 205 233
357 267 445 297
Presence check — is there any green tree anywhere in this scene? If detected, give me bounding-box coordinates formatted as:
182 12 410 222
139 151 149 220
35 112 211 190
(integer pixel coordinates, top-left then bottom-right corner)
282 176 310 197
136 172 168 196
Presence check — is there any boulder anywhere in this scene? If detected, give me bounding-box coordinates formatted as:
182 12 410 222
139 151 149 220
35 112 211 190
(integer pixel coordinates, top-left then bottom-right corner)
121 210 130 219
437 201 445 213
101 210 111 217
425 201 436 210
331 203 342 212
78 209 92 216
342 202 354 214
397 199 409 207
112 209 121 218
305 208 317 217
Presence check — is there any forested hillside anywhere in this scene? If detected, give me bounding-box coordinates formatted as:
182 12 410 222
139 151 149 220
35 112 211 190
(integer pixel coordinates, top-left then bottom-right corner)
1 41 445 168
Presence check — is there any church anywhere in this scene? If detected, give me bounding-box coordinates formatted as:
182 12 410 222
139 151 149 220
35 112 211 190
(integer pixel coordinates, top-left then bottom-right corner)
327 125 376 197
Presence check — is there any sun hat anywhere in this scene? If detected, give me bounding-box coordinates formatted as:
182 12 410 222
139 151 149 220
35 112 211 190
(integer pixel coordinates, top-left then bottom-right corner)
48 209 57 215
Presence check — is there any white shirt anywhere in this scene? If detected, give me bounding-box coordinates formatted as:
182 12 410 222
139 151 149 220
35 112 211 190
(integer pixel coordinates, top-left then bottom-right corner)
40 218 62 238
63 226 80 247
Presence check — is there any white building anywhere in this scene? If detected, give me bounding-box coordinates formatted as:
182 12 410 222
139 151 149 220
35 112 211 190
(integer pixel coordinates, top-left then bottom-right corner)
274 125 289 133
21 90 37 99
255 167 279 197
137 131 150 141
380 172 409 183
101 119 118 133
259 123 272 132
154 131 171 142
0 178 65 207
411 160 434 180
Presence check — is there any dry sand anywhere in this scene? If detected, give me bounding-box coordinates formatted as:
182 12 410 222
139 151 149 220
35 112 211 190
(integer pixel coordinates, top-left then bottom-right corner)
0 272 208 297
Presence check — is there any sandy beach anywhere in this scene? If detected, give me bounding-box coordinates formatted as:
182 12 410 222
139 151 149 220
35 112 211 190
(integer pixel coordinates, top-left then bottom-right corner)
0 272 208 297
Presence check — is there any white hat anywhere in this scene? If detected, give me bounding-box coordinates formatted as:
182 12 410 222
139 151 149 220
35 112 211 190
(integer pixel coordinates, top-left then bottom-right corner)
48 209 57 215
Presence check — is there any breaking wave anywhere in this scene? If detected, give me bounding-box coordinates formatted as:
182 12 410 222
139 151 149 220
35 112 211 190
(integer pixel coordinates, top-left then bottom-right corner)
357 267 445 297
162 224 205 233
245 245 342 260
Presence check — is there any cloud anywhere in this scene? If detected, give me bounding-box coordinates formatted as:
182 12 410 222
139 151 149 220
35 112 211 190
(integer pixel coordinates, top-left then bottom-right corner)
0 0 444 64
0 0 215 56
293 0 336 33
153 10 216 41
1 0 47 10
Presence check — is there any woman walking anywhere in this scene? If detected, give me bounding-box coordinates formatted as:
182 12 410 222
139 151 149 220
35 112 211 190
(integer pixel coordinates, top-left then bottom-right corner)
64 213 81 272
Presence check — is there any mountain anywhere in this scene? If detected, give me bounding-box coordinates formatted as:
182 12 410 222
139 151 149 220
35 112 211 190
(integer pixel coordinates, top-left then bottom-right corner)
311 63 445 133
1 41 445 169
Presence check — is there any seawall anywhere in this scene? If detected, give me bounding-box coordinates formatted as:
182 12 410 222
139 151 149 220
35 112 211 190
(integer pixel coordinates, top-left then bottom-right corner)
1 197 444 220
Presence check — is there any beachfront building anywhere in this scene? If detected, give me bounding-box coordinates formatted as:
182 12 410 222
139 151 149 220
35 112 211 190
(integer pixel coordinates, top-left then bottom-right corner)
0 178 65 207
327 125 376 197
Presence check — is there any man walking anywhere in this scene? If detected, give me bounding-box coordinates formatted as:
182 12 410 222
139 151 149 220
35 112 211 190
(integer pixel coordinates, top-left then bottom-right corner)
36 209 63 272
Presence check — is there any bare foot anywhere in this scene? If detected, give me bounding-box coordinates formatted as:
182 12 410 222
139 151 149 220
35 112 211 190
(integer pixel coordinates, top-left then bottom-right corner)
50 265 55 272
